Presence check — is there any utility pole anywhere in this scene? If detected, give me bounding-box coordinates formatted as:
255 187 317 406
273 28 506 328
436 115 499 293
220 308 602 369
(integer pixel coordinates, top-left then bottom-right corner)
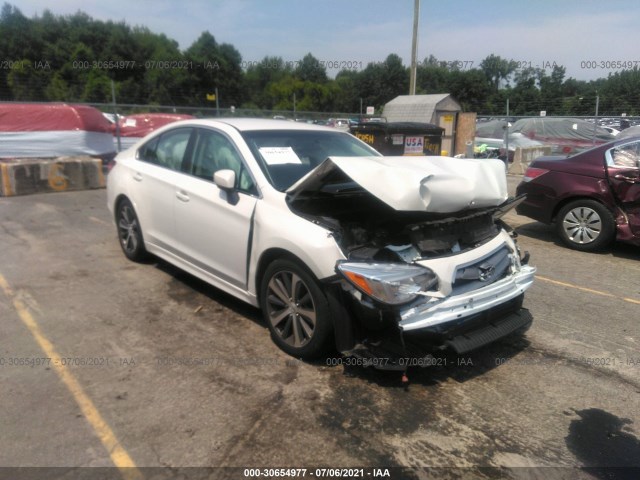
409 0 420 95
111 80 121 152
504 98 509 166
592 93 600 146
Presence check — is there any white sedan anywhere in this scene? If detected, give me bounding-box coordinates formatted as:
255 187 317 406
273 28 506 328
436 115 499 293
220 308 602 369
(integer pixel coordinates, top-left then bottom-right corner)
107 118 535 366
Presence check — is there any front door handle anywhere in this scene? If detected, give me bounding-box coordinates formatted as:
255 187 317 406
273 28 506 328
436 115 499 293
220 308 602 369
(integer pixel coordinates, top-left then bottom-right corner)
176 190 190 202
614 174 639 184
132 172 143 182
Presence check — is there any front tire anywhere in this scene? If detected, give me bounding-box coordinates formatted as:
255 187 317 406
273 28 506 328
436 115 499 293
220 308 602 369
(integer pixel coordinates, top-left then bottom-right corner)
260 259 333 359
116 198 148 262
556 200 615 251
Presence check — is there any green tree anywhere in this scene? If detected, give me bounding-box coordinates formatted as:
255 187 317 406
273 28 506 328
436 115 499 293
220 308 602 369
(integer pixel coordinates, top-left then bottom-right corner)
82 69 111 102
358 54 408 110
184 31 244 107
294 53 327 83
480 54 518 90
599 68 640 116
333 69 360 113
244 56 293 109
416 55 452 93
6 59 49 100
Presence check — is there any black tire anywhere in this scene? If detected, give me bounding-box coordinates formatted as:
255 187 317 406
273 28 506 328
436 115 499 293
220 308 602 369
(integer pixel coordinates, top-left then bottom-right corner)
116 198 148 262
556 199 615 252
260 258 333 359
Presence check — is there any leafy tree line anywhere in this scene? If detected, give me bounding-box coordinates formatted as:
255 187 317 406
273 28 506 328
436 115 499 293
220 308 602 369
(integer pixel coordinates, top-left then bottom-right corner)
2 3 640 116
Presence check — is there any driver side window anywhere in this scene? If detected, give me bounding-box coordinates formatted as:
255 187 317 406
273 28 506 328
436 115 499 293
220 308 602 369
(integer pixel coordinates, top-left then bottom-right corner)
189 129 257 194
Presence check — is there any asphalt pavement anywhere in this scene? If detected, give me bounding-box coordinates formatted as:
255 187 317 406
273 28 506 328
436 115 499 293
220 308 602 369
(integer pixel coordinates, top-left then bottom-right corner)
0 184 639 479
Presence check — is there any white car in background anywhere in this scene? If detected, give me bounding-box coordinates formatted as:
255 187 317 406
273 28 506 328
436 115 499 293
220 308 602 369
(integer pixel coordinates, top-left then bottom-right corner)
107 119 535 367
327 118 351 131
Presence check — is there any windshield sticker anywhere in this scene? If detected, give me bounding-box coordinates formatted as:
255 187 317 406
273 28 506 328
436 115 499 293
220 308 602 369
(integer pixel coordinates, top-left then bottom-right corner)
259 146 302 165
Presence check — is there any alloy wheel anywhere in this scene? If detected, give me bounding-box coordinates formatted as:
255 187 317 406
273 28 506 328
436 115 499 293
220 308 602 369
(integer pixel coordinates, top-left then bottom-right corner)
118 204 140 255
265 271 317 348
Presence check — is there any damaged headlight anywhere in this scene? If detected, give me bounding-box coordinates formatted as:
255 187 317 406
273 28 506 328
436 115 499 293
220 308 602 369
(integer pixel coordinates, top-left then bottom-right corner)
336 262 438 305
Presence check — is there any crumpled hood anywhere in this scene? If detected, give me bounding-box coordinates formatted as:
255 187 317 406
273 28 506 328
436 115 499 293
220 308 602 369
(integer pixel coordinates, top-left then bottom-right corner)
286 156 508 213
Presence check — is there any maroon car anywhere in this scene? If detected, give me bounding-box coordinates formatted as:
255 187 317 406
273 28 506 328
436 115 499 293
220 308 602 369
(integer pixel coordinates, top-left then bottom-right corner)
516 137 640 251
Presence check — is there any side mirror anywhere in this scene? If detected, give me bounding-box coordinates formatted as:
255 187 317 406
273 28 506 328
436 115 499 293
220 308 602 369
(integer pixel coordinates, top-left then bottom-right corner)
213 169 236 190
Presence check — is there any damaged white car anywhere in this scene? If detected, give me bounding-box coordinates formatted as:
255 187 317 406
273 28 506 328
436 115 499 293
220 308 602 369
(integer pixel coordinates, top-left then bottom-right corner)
107 119 536 367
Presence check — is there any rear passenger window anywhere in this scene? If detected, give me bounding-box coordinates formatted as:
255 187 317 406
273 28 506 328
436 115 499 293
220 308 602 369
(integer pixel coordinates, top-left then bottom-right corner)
137 136 159 163
137 128 192 171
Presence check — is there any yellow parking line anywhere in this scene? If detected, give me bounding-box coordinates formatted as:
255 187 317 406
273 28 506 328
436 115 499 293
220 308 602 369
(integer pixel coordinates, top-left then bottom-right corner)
537 275 640 305
1 163 13 196
0 273 142 480
89 216 109 226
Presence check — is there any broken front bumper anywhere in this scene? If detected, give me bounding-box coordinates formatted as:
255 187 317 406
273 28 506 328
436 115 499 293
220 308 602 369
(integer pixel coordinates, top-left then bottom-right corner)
398 264 536 332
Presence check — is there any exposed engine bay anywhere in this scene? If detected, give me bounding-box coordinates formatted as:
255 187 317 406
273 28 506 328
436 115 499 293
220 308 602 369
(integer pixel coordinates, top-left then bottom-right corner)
287 174 523 263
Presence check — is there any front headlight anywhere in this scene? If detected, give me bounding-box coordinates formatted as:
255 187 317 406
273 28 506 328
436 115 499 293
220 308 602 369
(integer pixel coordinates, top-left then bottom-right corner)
336 262 438 305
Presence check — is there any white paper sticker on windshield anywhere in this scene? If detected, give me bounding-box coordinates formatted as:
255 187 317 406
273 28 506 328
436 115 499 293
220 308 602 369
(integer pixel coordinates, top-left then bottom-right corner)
259 147 302 165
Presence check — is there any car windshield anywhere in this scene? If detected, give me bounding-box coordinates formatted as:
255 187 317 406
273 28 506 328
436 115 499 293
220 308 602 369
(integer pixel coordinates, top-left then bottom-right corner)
241 130 380 191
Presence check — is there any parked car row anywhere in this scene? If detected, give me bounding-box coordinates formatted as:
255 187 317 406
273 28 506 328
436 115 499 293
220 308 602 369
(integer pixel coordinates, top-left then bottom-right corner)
475 117 617 160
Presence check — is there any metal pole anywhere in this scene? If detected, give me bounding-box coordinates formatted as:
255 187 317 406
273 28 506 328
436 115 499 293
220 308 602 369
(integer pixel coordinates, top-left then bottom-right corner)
293 93 296 117
111 80 121 152
504 98 509 165
592 94 599 146
409 0 419 95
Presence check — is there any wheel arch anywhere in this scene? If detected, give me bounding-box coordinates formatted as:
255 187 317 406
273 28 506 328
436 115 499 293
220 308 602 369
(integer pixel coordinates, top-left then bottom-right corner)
254 248 318 305
113 194 132 221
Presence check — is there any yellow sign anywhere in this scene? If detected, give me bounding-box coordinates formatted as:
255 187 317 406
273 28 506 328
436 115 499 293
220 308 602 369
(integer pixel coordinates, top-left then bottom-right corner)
443 115 454 122
206 93 216 101
48 163 68 191
424 142 440 154
355 132 375 145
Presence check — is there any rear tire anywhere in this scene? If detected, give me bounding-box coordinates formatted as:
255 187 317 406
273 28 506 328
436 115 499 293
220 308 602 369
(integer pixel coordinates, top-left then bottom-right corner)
556 200 615 251
260 259 333 359
116 198 148 262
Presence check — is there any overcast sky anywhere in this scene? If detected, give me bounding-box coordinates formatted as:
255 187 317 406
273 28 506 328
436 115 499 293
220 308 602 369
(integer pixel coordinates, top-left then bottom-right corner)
19 0 640 81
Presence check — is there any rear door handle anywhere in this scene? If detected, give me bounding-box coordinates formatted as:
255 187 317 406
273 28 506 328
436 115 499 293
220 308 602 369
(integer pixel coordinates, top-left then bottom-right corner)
176 190 190 202
132 172 143 182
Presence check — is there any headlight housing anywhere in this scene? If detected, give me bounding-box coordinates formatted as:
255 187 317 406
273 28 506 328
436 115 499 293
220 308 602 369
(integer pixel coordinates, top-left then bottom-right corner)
336 262 438 306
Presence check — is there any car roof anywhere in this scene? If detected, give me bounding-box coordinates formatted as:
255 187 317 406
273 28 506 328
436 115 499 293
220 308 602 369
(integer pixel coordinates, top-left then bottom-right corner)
172 117 337 133
611 134 640 146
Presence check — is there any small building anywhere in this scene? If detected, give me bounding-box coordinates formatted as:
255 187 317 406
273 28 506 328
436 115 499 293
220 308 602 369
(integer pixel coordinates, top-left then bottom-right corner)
382 94 462 155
